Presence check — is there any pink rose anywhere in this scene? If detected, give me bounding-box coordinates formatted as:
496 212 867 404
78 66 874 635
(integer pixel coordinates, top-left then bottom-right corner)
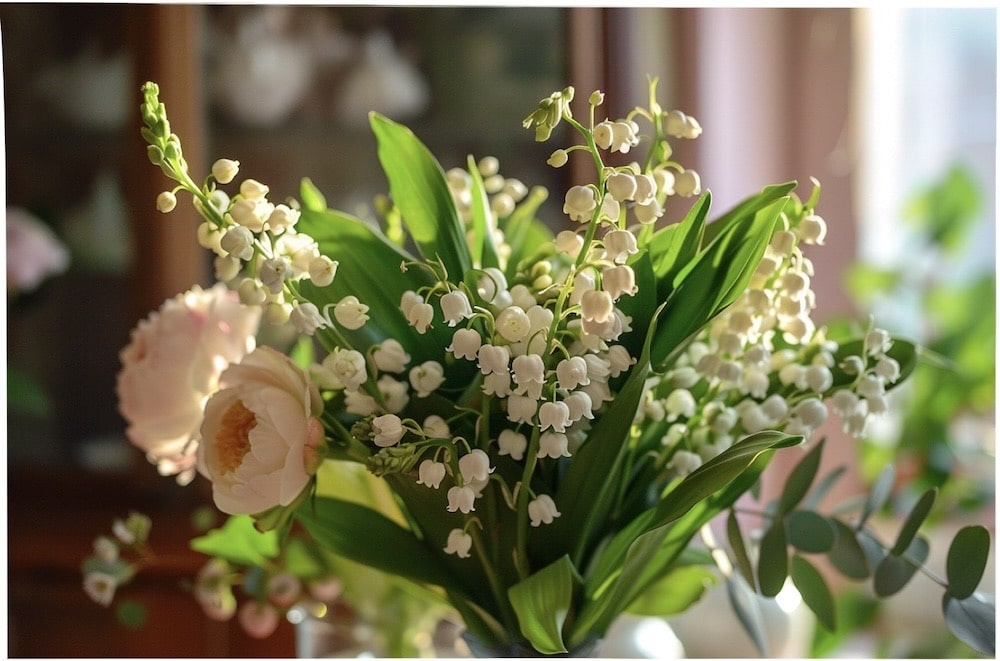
116 284 260 484
6 207 70 294
198 346 324 515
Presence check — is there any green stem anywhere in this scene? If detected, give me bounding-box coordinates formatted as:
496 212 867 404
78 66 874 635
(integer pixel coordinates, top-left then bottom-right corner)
514 426 542 579
470 524 519 636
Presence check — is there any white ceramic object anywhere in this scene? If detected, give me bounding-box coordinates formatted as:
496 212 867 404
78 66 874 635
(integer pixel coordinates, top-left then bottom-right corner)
336 30 429 127
35 45 131 130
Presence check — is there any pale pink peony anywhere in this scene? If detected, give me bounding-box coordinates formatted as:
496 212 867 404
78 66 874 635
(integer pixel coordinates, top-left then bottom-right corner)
116 284 261 485
198 346 324 515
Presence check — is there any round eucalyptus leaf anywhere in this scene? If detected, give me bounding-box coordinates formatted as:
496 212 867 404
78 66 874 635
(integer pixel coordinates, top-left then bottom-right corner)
946 525 991 600
727 510 756 591
757 520 788 598
787 510 836 553
873 535 929 597
860 465 895 527
890 488 937 556
778 439 825 515
828 520 870 580
791 554 837 631
942 591 996 656
726 571 770 657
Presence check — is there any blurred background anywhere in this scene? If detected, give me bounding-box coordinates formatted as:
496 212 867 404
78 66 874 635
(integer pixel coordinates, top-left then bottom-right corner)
4 5 995 657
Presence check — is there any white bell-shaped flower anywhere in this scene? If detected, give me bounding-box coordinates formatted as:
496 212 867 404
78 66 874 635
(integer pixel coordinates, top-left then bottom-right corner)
555 230 584 257
603 229 638 264
606 172 637 202
417 460 447 489
506 394 538 424
441 290 474 327
580 289 614 324
444 528 473 558
564 390 595 422
496 306 532 343
563 185 598 223
459 449 494 483
483 371 512 398
333 295 369 330
498 429 528 461
220 225 255 261
323 348 368 391
602 265 638 300
372 339 411 373
448 328 482 361
290 302 326 336
372 414 405 447
406 301 434 334
539 401 571 433
308 255 338 287
674 170 702 197
477 344 510 375
528 494 561 527
446 486 476 514
409 361 445 398
667 449 703 476
537 432 571 459
556 356 589 391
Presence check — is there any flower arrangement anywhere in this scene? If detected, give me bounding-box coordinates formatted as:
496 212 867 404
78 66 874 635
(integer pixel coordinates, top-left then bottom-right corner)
84 79 994 657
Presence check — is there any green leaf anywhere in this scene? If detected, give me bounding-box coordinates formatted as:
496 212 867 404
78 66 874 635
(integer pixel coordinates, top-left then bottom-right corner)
946 525 991 600
758 519 789 598
466 155 501 271
369 113 471 281
626 564 716 616
873 534 929 597
296 496 464 595
508 555 579 655
647 191 710 298
299 177 327 212
190 515 279 566
827 519 871 579
890 488 937 556
790 555 836 631
703 181 798 244
942 591 996 655
859 465 895 529
779 439 825 514
787 510 836 554
650 197 786 368
727 510 756 590
726 571 770 657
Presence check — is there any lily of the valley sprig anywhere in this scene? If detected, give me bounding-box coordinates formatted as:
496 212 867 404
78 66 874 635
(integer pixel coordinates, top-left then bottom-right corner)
88 79 994 656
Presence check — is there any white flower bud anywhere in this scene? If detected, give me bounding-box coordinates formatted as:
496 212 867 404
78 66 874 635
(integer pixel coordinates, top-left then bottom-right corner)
156 191 177 213
267 204 300 233
563 185 598 222
406 301 435 334
806 364 834 393
610 121 639 153
865 328 893 356
771 230 797 256
214 255 242 282
634 199 664 225
238 601 280 639
333 295 369 330
654 167 676 196
761 394 790 421
496 305 532 342
570 271 596 305
258 257 290 294
263 301 291 326
856 374 885 399
593 121 614 150
794 398 828 429
666 389 696 421
422 415 450 439
832 389 861 417
212 158 240 185
229 198 266 233
875 356 901 383
198 222 225 255
237 277 267 306
603 229 638 264
580 289 614 323
564 390 595 422
372 414 405 447
547 149 569 168
323 348 368 391
798 213 827 245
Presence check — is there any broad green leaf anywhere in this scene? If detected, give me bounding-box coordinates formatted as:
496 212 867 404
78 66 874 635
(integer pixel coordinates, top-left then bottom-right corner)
650 198 785 368
791 554 836 631
508 555 579 655
369 113 471 281
890 488 937 556
758 519 789 597
946 525 991 600
942 591 996 656
727 571 770 657
827 519 870 579
190 515 279 566
295 496 463 595
296 207 453 364
779 439 825 514
727 510 757 590
859 465 896 529
614 252 657 362
703 181 798 244
572 439 794 646
626 564 716 616
787 510 836 553
466 155 501 271
873 535 929 597
647 192 710 298
283 536 333 579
